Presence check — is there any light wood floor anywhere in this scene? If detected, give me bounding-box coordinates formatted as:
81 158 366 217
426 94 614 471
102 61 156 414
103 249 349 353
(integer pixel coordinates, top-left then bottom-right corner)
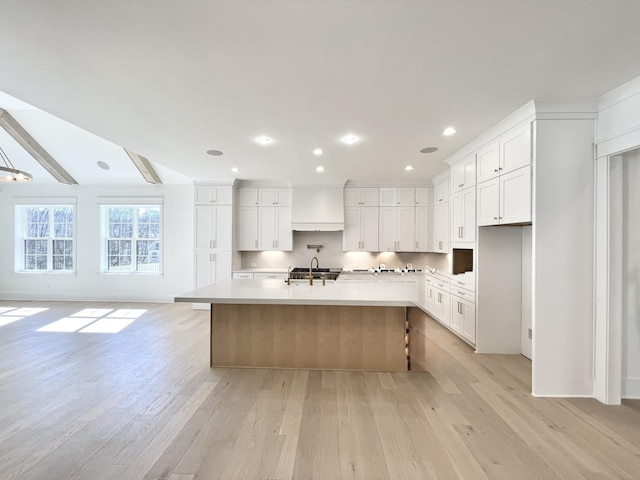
0 301 639 480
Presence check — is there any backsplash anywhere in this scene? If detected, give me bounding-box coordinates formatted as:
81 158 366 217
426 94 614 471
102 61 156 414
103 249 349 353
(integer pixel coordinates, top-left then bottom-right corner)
240 231 451 272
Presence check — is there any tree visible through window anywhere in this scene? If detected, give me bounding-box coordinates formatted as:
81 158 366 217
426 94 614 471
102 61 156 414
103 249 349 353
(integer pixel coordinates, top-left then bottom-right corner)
22 206 74 271
105 206 160 273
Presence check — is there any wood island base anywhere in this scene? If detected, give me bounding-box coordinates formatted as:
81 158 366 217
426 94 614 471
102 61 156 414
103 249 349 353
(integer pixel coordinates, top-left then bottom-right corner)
210 303 408 371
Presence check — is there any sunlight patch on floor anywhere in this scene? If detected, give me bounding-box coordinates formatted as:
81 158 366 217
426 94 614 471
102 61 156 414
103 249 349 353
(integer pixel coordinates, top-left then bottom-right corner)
37 307 148 334
0 306 49 327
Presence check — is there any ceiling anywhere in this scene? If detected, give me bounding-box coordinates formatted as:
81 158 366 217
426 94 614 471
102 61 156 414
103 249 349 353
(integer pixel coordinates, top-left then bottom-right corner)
1 1 640 185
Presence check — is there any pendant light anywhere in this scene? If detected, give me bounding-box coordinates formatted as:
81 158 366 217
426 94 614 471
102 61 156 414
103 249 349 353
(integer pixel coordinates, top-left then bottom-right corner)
0 146 32 182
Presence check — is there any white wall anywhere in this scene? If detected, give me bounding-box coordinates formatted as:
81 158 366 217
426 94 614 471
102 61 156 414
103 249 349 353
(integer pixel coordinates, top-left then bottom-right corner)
240 231 450 272
532 118 596 397
0 183 194 302
622 149 640 397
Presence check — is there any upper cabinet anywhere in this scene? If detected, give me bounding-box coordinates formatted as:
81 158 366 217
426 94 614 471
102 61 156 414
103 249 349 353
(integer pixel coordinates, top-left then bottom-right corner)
477 122 532 226
434 179 450 204
415 187 433 206
194 185 233 205
477 122 532 184
379 187 415 207
451 154 476 193
344 187 379 207
237 186 292 251
258 188 292 206
343 206 379 251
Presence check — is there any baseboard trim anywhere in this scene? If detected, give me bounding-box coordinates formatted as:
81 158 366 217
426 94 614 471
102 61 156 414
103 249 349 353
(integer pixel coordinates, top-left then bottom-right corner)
0 292 174 303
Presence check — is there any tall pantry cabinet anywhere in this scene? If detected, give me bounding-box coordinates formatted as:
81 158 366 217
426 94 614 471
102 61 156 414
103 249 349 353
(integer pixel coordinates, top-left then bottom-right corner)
193 184 233 293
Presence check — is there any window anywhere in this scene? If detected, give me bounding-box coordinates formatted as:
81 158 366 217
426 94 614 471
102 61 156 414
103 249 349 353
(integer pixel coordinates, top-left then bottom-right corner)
103 205 161 273
16 205 75 272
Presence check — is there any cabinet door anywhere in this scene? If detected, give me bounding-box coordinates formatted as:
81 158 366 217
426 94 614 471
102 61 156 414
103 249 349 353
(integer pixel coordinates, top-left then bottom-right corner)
238 187 258 207
195 205 213 250
214 206 232 250
275 188 292 206
361 188 379 206
379 188 397 207
462 299 476 344
476 140 500 183
258 189 278 206
214 252 232 283
361 206 379 251
195 251 215 288
451 155 476 193
195 186 232 205
396 206 415 251
415 187 432 206
434 203 450 253
276 207 292 250
415 206 430 252
451 297 464 334
397 188 415 206
237 207 258 251
378 207 397 251
500 165 531 224
434 180 450 203
343 206 362 250
477 178 500 226
440 290 451 327
451 193 464 242
461 188 476 243
344 188 362 207
258 207 277 250
501 122 531 175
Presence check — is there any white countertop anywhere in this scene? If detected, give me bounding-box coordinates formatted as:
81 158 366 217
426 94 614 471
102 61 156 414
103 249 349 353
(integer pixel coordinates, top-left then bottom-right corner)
175 277 424 307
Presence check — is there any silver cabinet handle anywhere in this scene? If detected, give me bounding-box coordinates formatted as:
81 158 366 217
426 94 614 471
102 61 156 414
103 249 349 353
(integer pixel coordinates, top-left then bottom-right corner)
461 226 464 238
493 217 498 220
255 239 258 249
212 253 216 261
494 168 499 173
213 239 216 248
458 183 464 188
415 240 418 249
438 241 442 250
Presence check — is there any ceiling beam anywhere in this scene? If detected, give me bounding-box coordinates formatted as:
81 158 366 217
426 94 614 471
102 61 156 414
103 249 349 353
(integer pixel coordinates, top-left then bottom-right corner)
0 108 78 185
124 149 162 184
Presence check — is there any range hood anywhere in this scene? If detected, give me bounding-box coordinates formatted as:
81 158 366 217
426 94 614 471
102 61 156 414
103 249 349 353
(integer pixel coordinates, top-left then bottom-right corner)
291 185 344 231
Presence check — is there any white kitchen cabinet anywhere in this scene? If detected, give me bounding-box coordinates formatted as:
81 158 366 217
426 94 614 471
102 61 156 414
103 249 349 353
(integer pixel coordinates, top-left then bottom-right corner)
451 154 476 193
379 187 415 207
344 187 379 207
434 203 450 253
451 295 476 345
259 206 292 250
343 206 379 251
379 206 415 251
195 251 231 288
415 206 430 252
501 122 532 175
194 185 233 205
254 272 287 280
237 206 259 250
477 165 531 226
195 205 232 251
232 272 254 279
451 188 476 244
238 187 258 207
259 188 292 206
476 140 501 184
477 122 532 184
415 187 433 206
434 179 450 204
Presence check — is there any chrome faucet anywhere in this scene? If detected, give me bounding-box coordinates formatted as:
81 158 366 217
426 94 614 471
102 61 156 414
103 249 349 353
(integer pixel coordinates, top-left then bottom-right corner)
308 256 319 285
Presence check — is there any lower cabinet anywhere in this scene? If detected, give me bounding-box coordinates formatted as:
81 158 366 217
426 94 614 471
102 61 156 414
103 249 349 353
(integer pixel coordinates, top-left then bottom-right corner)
451 294 476 345
195 251 232 288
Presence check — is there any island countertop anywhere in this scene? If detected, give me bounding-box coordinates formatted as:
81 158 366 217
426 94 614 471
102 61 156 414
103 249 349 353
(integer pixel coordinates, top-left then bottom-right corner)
174 277 424 307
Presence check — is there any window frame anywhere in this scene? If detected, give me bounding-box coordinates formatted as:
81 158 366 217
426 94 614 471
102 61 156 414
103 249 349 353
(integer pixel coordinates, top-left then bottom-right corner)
100 204 163 275
14 204 76 274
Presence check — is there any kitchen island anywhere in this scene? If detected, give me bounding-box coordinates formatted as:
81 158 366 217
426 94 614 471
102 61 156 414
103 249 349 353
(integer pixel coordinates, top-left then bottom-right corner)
175 276 425 371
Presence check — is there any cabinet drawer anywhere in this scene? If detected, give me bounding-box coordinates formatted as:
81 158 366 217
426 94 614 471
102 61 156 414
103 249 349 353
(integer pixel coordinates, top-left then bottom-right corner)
451 274 475 291
451 287 475 303
232 272 254 279
254 273 287 279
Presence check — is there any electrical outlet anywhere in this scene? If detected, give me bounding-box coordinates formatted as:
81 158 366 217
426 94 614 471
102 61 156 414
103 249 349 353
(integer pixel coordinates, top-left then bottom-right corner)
528 328 532 340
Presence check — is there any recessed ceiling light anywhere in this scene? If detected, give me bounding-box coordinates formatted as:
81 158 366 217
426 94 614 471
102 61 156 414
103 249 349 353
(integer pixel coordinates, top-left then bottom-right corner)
442 127 457 136
313 148 323 155
341 134 359 145
420 147 438 154
97 160 110 170
231 167 239 173
206 149 223 156
316 166 324 173
405 165 415 171
256 136 272 145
